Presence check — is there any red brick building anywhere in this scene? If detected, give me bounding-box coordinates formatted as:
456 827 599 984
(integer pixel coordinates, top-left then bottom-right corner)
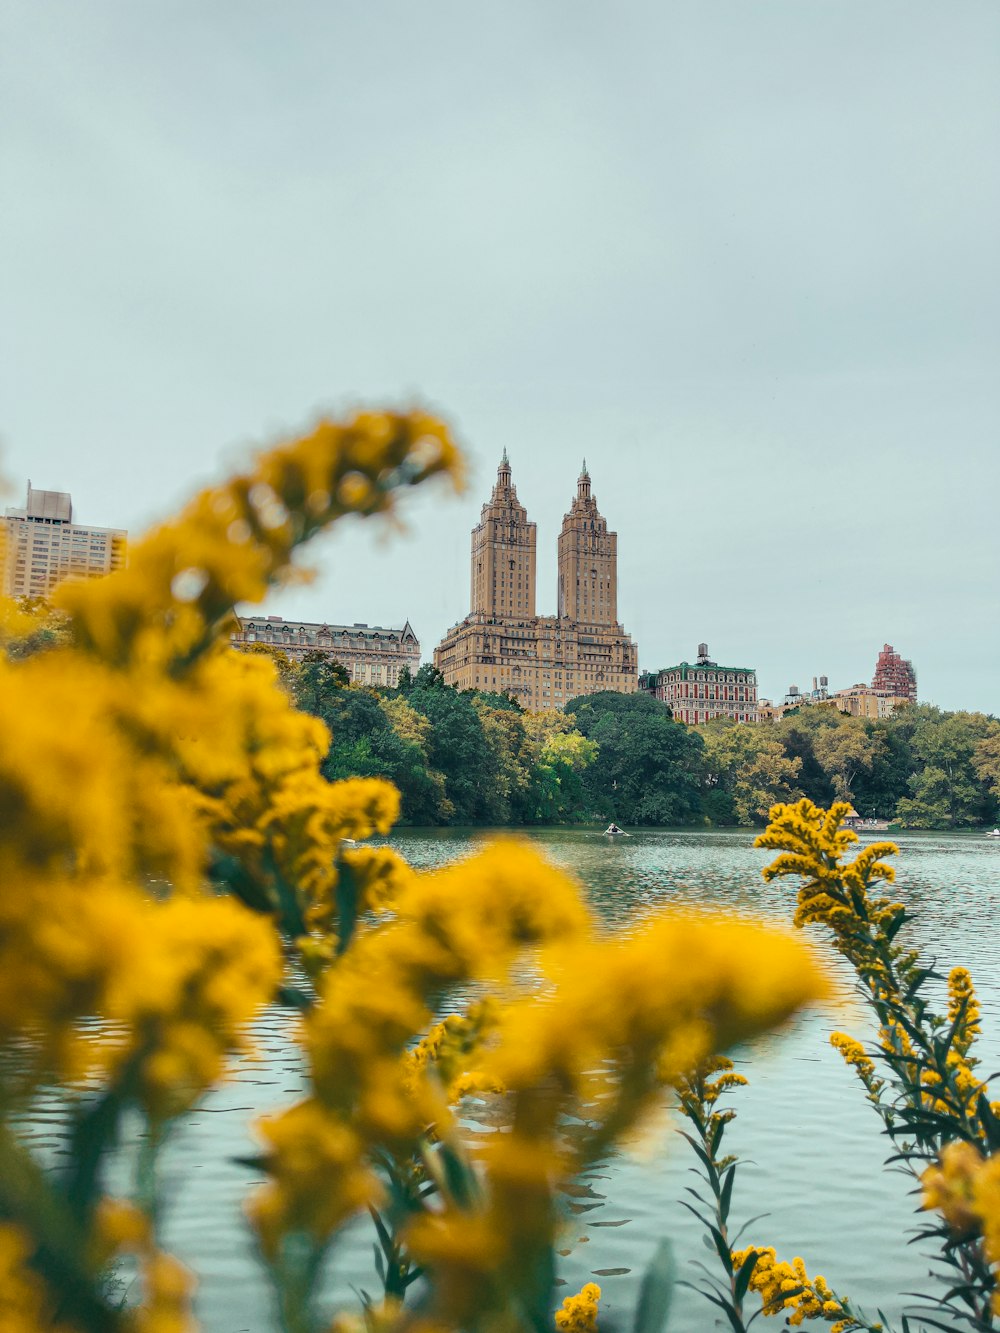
872 644 917 704
640 644 758 724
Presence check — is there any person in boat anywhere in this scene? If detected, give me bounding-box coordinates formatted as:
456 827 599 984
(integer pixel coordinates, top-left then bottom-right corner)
605 822 624 835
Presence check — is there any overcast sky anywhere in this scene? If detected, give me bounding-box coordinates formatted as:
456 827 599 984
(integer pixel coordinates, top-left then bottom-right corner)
3 2 998 710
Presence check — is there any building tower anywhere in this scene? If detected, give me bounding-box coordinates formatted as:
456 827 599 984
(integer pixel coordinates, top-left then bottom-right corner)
872 643 917 703
470 450 536 620
1 482 127 599
557 460 618 625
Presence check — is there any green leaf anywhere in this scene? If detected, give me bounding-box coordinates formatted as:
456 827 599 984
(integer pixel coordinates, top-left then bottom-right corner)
632 1239 675 1333
66 1086 127 1220
719 1164 737 1226
733 1249 759 1306
334 855 360 956
230 1153 270 1171
520 1243 557 1333
977 1090 1000 1150
276 985 314 1011
883 908 907 942
708 1223 733 1271
678 1132 720 1193
696 1285 747 1333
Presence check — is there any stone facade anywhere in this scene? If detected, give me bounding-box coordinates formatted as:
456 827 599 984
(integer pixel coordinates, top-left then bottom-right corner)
640 644 758 724
1 484 127 598
230 615 420 688
434 455 638 710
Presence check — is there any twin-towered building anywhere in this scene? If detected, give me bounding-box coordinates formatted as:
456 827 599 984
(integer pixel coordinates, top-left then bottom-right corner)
433 453 638 709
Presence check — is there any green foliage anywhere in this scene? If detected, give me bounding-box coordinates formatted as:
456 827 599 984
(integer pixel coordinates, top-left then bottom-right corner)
291 648 350 710
567 691 705 825
757 705 1000 830
288 661 1000 830
893 708 998 828
701 721 802 825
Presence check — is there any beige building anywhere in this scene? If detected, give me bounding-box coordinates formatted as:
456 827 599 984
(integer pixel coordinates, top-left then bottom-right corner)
230 614 420 687
1 483 127 599
832 684 909 720
640 644 758 724
434 454 638 709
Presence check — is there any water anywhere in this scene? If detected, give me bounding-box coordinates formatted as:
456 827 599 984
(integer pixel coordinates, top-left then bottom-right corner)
17 829 1000 1330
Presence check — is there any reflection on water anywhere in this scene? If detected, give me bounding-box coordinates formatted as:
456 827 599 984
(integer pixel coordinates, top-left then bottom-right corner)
17 829 1000 1330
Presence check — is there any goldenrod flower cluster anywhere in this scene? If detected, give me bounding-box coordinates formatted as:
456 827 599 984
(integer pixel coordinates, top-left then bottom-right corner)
756 799 899 943
554 1282 601 1333
247 839 823 1324
922 1140 1000 1314
678 1055 748 1109
948 966 982 1058
730 1247 863 1329
405 999 504 1101
829 1032 878 1085
395 914 823 1326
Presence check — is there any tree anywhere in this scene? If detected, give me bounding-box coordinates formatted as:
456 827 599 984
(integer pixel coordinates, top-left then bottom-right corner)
895 709 998 828
810 716 887 805
773 718 837 808
972 729 1000 808
566 692 705 825
472 697 531 823
409 683 493 823
378 694 451 823
701 721 802 826
519 709 597 823
411 663 446 691
292 649 349 713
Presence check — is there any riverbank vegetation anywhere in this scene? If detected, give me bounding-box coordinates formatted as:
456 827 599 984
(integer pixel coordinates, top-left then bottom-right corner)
254 657 1000 830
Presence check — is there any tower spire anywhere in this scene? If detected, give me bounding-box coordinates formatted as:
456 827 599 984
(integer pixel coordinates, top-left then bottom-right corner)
577 458 592 501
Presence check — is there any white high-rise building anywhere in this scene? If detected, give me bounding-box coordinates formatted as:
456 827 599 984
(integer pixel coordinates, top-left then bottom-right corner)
1 483 127 599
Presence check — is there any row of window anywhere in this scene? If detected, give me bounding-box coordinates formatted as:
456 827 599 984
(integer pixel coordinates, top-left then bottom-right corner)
663 670 753 684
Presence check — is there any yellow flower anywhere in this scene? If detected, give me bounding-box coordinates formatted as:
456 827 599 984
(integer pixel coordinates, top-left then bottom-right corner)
830 1032 878 1082
0 1223 64 1332
756 800 898 939
249 1100 381 1259
555 1282 602 1333
133 1250 197 1333
732 1246 851 1326
948 966 982 1058
921 1140 985 1238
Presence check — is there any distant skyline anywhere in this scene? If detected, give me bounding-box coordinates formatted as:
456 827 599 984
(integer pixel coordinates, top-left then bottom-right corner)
3 1 998 712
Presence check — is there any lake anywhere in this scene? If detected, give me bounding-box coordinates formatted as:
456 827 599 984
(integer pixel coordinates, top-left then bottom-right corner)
21 827 1000 1330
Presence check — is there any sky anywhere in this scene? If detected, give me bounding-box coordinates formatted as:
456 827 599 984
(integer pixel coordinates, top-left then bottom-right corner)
3 1 998 711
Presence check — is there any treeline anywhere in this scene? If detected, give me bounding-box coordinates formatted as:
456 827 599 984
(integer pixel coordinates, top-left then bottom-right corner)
701 701 1000 829
262 649 1000 828
276 654 597 824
